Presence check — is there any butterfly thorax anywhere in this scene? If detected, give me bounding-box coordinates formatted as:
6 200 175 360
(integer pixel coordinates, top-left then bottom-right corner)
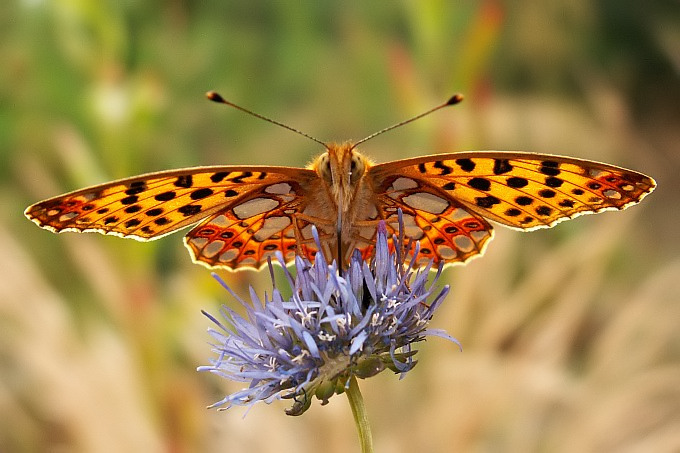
309 142 374 213
304 143 380 262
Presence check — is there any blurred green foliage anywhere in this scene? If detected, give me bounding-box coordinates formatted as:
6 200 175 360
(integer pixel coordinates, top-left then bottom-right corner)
2 1 678 452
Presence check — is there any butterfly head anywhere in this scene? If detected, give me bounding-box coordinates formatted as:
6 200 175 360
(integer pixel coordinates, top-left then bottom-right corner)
312 142 372 209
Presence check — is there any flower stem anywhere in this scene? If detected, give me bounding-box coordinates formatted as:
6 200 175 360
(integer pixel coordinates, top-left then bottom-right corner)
346 376 374 453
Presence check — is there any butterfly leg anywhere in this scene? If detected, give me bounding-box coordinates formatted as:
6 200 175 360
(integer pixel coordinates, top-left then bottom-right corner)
289 212 337 261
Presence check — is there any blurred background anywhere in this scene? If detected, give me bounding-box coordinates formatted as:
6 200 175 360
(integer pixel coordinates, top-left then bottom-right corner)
2 1 679 452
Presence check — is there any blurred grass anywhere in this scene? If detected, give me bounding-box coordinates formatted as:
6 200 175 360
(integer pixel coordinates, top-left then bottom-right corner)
2 1 679 452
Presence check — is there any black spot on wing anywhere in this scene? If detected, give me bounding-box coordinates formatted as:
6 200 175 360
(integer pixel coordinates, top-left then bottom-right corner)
175 175 193 188
515 196 533 206
433 161 453 175
539 161 561 176
124 219 141 228
178 205 202 216
507 177 528 188
456 158 475 172
191 188 214 200
121 195 138 205
545 177 563 188
475 195 501 208
468 177 491 191
493 159 513 175
125 183 147 195
124 205 141 213
210 172 230 183
535 206 552 216
155 191 176 202
231 172 252 184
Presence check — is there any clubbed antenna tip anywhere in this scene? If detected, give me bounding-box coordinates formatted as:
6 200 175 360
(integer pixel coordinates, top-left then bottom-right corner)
446 94 464 106
206 91 225 103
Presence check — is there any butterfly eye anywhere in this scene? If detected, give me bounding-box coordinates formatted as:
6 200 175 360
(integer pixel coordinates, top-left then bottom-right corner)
316 154 333 183
349 156 364 183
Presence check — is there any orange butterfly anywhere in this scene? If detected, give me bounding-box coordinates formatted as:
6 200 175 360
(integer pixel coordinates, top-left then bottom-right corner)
25 92 656 271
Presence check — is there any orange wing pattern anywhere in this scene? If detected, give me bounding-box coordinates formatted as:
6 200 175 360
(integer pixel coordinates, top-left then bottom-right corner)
368 152 655 266
183 178 332 269
25 150 655 271
25 166 327 270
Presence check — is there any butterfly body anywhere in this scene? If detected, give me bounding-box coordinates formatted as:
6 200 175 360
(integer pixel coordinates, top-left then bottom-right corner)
25 139 655 271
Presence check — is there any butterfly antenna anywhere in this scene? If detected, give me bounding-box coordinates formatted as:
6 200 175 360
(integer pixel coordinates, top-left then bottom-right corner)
206 91 328 148
351 94 464 148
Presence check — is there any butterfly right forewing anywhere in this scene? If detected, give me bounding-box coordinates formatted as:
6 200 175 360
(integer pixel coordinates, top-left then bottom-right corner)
367 151 656 267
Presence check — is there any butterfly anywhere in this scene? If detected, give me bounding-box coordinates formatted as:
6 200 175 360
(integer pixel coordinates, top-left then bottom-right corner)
25 92 656 271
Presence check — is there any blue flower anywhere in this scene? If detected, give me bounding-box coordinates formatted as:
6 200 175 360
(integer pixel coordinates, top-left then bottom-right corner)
198 213 460 415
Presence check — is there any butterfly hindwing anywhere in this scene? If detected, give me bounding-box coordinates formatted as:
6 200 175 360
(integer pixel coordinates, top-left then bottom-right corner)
184 178 328 270
367 172 494 266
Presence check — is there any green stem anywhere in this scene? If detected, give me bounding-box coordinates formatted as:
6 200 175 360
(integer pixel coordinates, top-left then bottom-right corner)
346 376 374 453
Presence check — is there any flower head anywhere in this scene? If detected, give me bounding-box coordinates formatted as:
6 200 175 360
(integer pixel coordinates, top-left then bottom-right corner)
198 213 460 415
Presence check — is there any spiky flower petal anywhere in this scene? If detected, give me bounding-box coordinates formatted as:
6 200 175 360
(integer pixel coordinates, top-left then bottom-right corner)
199 215 459 415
